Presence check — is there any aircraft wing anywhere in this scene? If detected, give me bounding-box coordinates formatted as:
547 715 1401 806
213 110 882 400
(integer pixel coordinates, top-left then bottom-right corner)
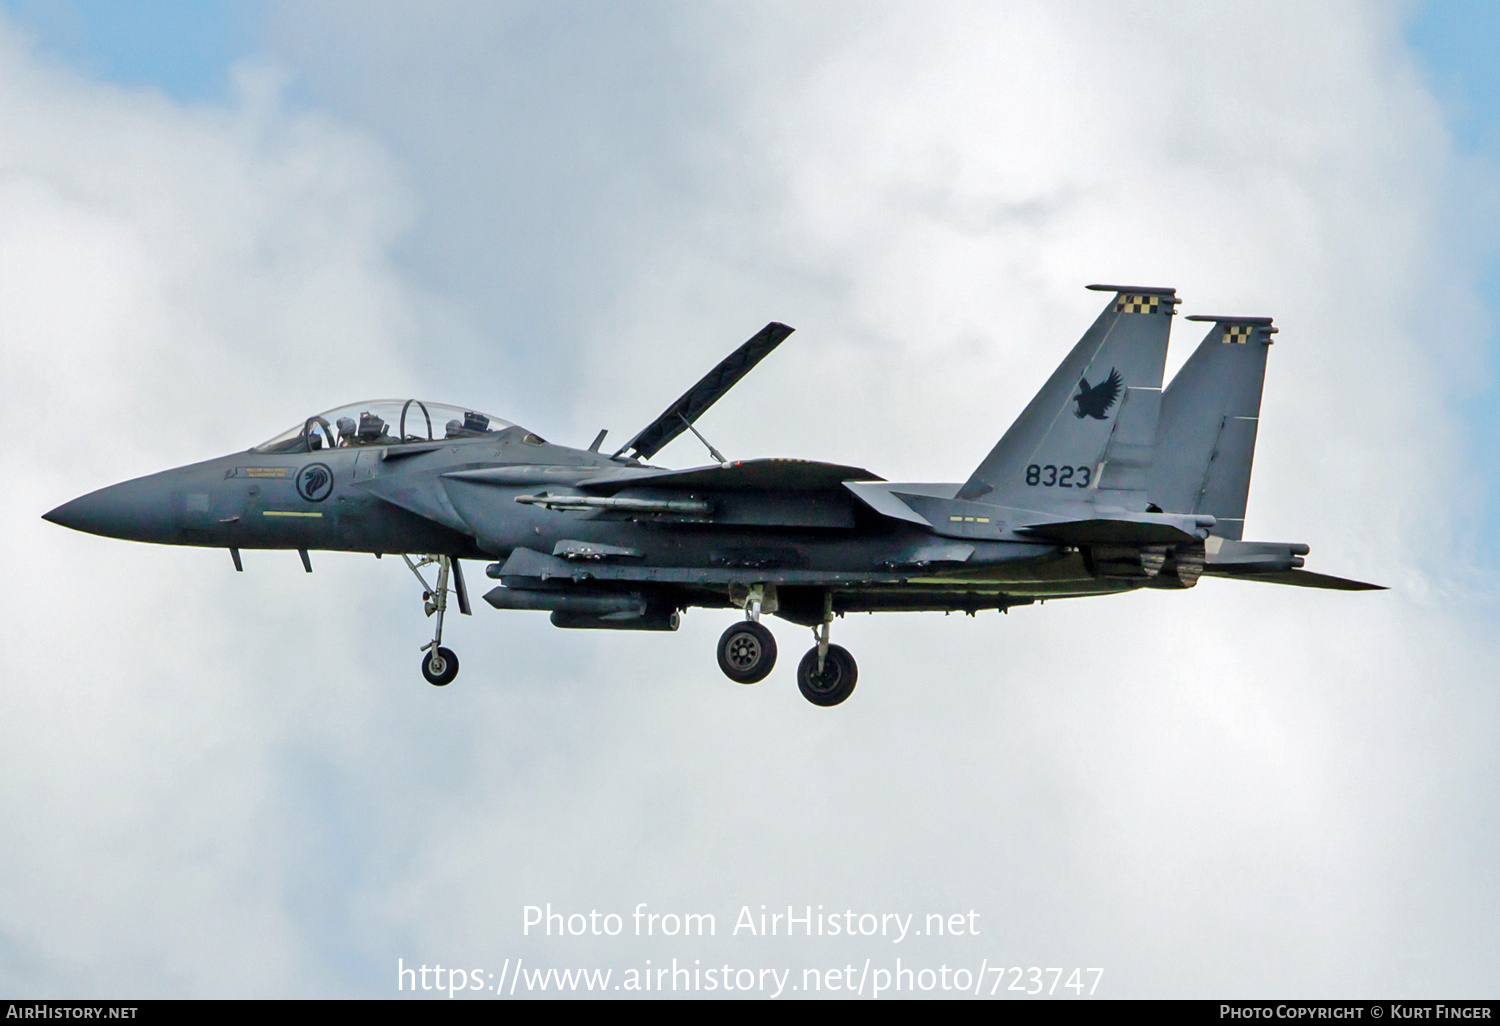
580 458 882 493
446 458 882 494
614 322 794 461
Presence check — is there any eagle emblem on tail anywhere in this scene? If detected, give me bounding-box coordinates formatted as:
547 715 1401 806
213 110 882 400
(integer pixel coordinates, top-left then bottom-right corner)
1073 368 1122 420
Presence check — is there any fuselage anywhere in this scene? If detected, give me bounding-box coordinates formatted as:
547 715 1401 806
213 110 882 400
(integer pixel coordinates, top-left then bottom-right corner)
43 410 1141 618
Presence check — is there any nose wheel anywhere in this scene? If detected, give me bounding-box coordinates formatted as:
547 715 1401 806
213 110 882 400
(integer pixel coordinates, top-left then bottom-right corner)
422 646 460 686
402 554 470 687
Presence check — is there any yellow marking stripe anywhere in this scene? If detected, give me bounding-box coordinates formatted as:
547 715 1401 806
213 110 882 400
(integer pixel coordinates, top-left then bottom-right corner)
262 511 323 518
245 468 290 478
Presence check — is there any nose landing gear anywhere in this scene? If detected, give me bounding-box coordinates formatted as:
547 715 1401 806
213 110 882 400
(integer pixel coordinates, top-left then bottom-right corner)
402 554 470 686
422 646 460 687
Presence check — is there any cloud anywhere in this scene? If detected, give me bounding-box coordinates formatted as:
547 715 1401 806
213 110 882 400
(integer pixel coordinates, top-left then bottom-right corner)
0 21 448 995
2 0 1497 997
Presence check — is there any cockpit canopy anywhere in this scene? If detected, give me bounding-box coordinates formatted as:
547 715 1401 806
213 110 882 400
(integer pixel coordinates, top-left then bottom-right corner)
253 400 526 454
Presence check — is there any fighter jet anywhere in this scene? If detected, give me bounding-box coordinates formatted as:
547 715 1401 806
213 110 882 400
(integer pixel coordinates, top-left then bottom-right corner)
43 284 1381 706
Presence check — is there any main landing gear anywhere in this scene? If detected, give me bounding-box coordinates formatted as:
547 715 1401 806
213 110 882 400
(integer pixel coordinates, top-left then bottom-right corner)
402 554 470 686
717 585 777 684
797 622 857 707
716 587 858 706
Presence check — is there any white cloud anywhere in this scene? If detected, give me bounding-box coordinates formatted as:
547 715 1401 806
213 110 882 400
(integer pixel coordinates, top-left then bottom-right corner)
2 0 1496 997
0 22 446 995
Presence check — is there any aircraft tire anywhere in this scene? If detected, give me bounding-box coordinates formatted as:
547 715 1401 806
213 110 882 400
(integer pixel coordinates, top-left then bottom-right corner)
717 621 777 684
796 644 857 706
422 646 460 687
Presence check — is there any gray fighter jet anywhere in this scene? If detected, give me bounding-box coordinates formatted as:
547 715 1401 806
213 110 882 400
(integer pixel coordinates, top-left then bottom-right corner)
43 285 1381 705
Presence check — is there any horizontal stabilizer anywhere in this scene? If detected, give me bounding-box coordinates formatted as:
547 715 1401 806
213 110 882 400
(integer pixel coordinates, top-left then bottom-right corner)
1211 568 1386 591
615 322 794 461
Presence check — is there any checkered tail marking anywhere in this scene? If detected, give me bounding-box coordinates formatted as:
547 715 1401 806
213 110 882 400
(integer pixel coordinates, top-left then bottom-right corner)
1114 293 1161 314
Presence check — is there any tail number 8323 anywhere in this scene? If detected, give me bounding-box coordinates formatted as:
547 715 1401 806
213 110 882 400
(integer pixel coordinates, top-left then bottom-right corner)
1025 464 1092 488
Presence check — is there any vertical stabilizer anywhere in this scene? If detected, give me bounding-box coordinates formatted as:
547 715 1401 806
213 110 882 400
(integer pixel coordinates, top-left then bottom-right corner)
959 285 1176 512
1148 316 1275 539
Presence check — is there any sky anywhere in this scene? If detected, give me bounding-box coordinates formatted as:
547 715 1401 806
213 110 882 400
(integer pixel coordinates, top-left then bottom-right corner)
1 0 1498 1000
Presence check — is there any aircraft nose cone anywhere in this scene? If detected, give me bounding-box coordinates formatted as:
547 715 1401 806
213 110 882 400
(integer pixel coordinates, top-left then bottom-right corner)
43 493 110 534
42 478 181 542
42 500 77 528
43 489 133 538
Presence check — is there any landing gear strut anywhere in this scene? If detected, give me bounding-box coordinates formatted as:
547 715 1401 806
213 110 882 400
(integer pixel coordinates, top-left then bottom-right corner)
796 594 856 706
717 583 777 683
403 554 470 687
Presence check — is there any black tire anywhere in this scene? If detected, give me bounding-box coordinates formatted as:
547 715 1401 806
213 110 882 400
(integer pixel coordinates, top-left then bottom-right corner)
422 646 460 686
797 644 857 706
717 621 777 684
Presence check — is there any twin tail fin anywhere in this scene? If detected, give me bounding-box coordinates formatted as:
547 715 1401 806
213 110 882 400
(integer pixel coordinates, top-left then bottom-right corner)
1147 315 1275 540
958 285 1176 513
